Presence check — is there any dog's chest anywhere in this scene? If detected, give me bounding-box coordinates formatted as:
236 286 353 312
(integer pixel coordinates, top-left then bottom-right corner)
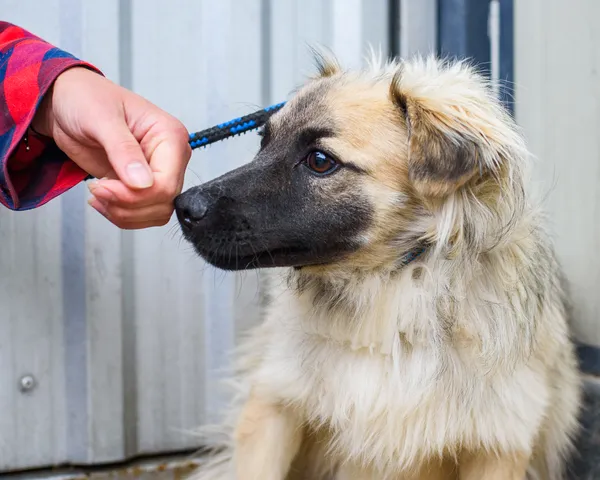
253 293 548 467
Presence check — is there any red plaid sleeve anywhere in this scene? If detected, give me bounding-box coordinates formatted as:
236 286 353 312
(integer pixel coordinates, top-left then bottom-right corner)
0 21 102 211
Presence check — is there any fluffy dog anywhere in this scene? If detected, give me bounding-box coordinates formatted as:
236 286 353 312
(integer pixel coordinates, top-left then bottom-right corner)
174 53 582 480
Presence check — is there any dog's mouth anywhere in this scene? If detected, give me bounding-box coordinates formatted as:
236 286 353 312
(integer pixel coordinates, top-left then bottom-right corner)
191 243 332 271
176 208 339 270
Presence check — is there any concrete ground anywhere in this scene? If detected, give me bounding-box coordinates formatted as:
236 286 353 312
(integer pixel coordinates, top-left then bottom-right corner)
3 455 203 480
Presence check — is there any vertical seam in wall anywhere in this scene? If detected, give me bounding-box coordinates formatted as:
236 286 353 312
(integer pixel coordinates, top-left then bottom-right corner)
261 0 272 106
400 0 408 58
499 0 514 115
438 0 468 59
438 0 491 77
488 0 500 97
60 0 88 463
389 0 400 59
118 0 138 458
118 0 133 90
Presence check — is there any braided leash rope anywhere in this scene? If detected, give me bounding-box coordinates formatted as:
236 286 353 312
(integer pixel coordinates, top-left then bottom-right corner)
188 102 286 150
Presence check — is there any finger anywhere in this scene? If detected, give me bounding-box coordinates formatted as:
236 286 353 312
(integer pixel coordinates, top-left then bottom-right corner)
117 219 170 230
90 200 169 230
88 178 180 209
94 119 155 190
142 123 191 193
88 196 174 226
88 199 172 230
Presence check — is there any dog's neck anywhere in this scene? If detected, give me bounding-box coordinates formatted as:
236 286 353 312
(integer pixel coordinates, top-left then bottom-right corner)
283 227 541 372
286 247 441 355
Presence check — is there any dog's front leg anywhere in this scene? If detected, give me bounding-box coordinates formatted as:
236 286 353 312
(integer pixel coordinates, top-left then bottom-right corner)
234 389 302 480
458 451 529 480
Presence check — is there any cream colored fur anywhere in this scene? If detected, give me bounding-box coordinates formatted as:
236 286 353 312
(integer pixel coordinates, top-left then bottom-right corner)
186 55 582 480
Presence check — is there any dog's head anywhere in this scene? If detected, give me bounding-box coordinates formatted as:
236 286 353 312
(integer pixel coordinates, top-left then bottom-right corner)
175 54 527 272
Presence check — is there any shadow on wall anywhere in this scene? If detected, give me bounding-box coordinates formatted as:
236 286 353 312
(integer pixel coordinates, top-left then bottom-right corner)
568 383 600 480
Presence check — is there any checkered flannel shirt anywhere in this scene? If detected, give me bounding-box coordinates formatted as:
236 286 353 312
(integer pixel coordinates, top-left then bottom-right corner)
0 21 101 210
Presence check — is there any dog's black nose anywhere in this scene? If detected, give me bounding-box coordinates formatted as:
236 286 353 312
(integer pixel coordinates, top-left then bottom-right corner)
175 191 209 230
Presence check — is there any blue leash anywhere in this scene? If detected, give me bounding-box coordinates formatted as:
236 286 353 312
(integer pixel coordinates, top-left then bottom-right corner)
188 102 286 150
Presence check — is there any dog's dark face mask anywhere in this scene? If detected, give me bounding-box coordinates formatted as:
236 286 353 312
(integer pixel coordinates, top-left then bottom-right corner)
174 83 376 271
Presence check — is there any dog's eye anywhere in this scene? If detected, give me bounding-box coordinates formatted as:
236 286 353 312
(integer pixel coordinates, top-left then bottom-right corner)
305 151 339 176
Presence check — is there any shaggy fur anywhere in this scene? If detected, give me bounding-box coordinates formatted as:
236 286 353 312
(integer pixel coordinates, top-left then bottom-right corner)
182 53 582 479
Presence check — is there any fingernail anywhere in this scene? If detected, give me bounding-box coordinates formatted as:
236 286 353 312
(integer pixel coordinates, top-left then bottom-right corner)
126 162 154 188
88 185 115 203
88 197 110 218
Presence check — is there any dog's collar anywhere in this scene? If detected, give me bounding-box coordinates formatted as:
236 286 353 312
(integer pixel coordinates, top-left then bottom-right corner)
399 244 427 268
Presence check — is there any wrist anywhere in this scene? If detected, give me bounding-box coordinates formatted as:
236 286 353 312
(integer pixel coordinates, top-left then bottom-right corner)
31 66 98 138
31 83 54 138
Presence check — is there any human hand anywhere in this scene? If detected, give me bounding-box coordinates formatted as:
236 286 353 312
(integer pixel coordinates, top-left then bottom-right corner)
32 67 192 229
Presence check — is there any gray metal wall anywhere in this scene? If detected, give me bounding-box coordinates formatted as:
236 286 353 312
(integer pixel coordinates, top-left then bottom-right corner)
0 0 415 473
9 0 600 474
515 0 600 350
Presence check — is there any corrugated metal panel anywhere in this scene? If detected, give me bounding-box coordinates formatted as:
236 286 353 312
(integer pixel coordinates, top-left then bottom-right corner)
514 0 600 348
1 0 394 473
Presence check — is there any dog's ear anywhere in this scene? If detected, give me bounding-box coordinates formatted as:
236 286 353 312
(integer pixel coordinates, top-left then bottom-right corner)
309 46 341 78
390 68 485 197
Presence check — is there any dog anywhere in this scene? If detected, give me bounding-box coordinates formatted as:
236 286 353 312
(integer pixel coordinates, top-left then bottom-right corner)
174 52 582 480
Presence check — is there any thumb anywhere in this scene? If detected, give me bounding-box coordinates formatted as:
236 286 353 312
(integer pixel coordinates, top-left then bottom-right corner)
94 120 154 189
